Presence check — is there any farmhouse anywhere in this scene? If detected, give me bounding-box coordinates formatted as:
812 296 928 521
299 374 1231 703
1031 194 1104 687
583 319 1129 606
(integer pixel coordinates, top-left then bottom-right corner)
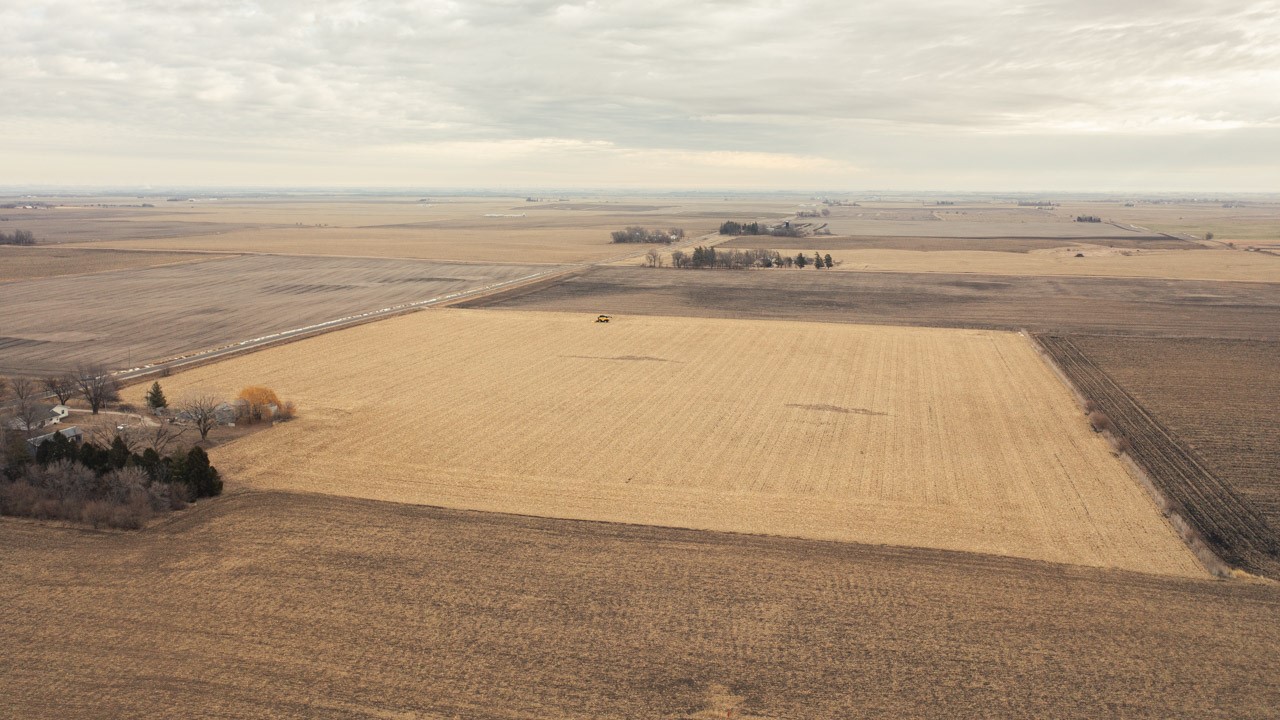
4 403 71 431
25 426 83 455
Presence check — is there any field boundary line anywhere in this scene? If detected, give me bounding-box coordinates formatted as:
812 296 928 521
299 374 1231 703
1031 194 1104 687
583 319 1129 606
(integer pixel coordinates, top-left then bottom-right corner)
1030 332 1279 579
1024 331 1227 577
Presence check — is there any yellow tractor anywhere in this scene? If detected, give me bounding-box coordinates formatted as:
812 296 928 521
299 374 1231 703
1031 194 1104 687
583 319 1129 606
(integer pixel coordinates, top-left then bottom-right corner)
595 314 612 323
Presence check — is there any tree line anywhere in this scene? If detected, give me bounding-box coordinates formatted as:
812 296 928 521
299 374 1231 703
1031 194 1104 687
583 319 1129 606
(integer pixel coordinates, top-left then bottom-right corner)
611 227 685 244
668 246 834 270
718 221 803 237
1 431 221 530
0 229 36 245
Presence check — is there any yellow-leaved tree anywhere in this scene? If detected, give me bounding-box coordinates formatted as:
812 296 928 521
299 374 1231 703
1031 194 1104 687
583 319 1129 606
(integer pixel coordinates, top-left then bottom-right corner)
237 386 281 423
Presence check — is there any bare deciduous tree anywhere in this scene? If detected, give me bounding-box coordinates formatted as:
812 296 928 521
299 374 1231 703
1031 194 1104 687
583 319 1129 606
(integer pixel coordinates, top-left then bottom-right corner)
144 422 185 454
44 374 79 405
7 378 43 433
88 424 143 453
181 395 221 441
73 364 120 415
9 377 36 404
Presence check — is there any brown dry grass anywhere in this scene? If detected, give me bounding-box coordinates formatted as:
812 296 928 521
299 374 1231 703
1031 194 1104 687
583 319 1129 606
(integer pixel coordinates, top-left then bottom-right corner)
2 491 1278 719
0 254 557 375
0 246 223 281
127 308 1203 576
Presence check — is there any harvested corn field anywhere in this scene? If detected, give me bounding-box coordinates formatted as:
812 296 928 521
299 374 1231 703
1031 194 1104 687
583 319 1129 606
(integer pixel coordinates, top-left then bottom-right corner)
52 197 719 264
817 248 1278 282
135 309 1203 576
0 255 558 375
463 266 1280 339
3 491 1277 719
0 246 224 281
720 234 1197 253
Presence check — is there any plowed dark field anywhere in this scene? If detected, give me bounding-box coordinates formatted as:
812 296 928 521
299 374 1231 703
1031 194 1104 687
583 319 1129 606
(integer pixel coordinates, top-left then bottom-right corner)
3 491 1279 719
461 266 1280 339
1036 334 1280 579
1068 337 1280 525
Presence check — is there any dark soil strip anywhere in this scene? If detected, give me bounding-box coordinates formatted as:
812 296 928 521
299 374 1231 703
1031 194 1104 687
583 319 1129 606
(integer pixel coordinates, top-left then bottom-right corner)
1035 333 1280 579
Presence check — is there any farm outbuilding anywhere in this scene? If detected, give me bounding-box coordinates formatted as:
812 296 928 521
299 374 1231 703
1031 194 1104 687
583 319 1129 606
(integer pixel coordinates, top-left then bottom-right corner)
25 426 84 456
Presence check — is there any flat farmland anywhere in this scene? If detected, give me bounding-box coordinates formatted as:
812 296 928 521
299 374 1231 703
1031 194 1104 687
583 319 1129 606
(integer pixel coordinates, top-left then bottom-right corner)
1054 200 1280 246
817 212 1171 239
74 224 684 264
464 266 1280 339
1067 336 1280 554
0 205 274 243
53 196 724 263
3 492 1278 719
0 246 224 281
818 248 1273 282
721 234 1197 253
132 309 1201 576
0 255 557 375
825 246 1278 282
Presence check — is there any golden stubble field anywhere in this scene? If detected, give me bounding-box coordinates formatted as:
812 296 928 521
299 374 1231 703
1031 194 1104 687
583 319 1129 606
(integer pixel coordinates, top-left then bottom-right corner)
131 309 1203 577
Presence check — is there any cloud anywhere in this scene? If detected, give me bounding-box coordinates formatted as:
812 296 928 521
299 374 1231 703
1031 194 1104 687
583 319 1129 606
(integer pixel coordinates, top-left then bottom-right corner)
2 0 1278 189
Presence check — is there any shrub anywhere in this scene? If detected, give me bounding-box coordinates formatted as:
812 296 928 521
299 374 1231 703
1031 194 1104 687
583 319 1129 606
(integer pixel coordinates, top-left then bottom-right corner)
1088 411 1113 433
1110 435 1132 454
238 386 282 423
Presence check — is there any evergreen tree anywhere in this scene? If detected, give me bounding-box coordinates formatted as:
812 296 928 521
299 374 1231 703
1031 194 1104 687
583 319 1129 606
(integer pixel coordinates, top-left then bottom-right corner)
814 252 823 268
36 431 76 465
109 436 131 470
138 448 164 482
77 442 97 471
146 382 168 412
795 253 807 268
824 254 833 268
183 446 222 498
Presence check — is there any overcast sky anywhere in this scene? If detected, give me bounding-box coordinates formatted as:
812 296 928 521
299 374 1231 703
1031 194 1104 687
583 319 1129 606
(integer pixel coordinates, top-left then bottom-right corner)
3 0 1278 191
